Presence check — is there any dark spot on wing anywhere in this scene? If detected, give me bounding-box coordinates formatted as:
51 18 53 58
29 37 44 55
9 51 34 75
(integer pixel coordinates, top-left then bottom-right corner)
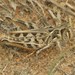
15 33 20 37
23 33 28 36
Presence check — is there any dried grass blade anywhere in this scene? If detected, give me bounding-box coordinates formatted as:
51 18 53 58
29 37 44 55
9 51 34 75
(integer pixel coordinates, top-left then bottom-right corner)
48 0 75 17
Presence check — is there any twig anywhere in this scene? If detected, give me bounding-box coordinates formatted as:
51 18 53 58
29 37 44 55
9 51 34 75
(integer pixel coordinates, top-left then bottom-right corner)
66 2 75 11
33 0 45 16
68 15 72 27
48 10 57 19
57 10 61 25
28 0 50 26
49 58 64 75
25 50 36 58
48 0 75 17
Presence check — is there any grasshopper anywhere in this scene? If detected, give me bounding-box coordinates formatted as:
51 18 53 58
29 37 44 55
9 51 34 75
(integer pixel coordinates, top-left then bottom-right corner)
0 20 73 55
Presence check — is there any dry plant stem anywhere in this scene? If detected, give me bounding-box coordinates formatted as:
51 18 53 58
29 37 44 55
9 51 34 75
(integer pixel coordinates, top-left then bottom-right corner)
32 0 45 16
48 0 75 17
57 10 61 25
25 50 36 58
49 58 64 75
48 45 75 75
18 1 33 13
29 0 49 26
29 0 42 16
57 67 68 75
48 10 57 19
66 2 75 11
2 62 10 75
66 3 75 10
0 5 11 13
68 15 72 27
20 0 48 27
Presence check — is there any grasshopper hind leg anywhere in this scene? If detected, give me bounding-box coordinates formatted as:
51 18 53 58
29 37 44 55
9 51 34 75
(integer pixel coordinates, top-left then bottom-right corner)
36 37 62 56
